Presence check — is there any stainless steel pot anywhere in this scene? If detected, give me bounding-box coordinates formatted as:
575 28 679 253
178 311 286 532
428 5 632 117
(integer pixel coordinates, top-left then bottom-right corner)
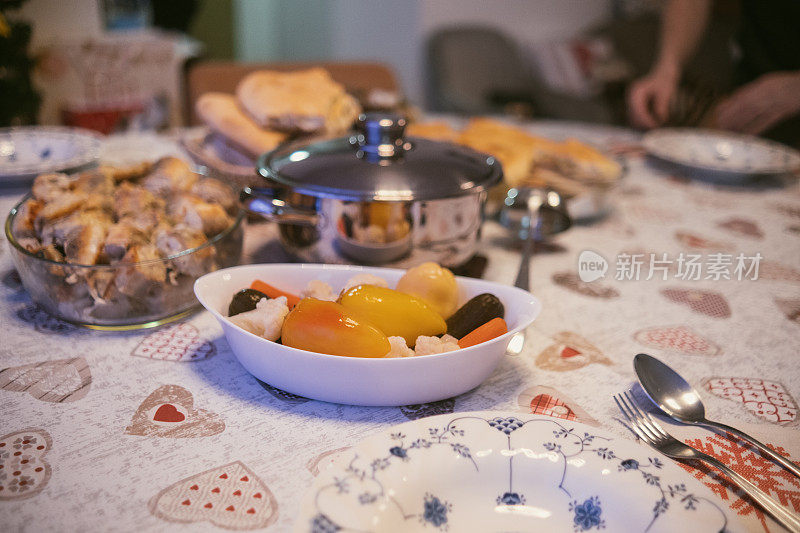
242 114 503 267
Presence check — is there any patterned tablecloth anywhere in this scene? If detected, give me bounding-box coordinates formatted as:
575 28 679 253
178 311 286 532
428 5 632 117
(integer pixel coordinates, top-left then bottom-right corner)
1 125 799 532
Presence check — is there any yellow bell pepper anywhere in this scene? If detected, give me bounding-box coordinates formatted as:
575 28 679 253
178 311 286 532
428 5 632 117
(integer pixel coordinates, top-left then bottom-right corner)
281 298 390 358
339 285 447 346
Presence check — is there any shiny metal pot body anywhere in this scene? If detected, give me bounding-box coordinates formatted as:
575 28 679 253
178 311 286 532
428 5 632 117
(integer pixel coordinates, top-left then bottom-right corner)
242 187 487 268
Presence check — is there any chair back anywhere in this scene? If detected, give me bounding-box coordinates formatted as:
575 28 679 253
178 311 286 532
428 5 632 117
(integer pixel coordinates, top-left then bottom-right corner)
427 26 533 114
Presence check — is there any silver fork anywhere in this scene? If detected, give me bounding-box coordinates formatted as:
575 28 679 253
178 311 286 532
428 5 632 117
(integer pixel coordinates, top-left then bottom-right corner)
615 391 800 532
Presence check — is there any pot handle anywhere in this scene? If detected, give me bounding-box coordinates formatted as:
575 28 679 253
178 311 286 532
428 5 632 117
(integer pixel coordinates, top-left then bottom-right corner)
240 187 321 227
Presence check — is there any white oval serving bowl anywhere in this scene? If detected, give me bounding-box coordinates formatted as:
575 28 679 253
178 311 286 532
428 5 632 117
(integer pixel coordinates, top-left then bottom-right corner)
194 263 541 406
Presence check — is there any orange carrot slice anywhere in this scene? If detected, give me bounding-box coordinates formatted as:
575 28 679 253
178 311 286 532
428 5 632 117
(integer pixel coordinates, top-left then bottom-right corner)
250 280 302 309
457 317 508 349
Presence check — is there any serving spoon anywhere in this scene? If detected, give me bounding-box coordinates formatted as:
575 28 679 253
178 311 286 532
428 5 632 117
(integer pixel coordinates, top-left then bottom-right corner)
634 353 800 479
506 188 571 355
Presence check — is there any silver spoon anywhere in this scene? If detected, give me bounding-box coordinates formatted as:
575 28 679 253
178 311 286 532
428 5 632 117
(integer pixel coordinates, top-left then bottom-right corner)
507 188 571 355
634 353 800 479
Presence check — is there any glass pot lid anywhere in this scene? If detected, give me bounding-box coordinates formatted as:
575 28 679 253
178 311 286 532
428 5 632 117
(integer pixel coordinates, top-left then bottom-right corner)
257 113 503 202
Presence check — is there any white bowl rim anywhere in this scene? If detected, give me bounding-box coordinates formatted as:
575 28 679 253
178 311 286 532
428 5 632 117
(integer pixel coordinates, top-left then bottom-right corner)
194 263 540 363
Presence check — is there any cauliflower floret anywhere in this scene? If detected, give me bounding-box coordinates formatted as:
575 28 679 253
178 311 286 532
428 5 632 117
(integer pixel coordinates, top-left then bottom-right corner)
354 224 386 244
413 334 460 356
385 336 415 358
300 280 337 301
342 273 389 292
228 296 289 341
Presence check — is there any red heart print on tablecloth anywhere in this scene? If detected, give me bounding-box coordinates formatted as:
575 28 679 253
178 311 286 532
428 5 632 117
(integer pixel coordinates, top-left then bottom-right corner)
674 231 734 251
552 271 619 299
0 357 91 402
132 323 215 362
149 461 278 529
625 203 682 224
774 297 800 324
15 304 77 334
125 385 224 438
775 203 800 219
634 325 721 356
716 217 764 239
660 288 731 318
153 404 186 423
679 433 800 531
759 261 800 283
0 428 52 501
517 385 599 426
535 331 612 372
703 377 797 426
598 213 636 238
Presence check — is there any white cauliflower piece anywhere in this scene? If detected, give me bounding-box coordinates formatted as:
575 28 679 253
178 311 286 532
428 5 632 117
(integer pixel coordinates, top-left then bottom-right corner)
414 334 460 356
385 336 415 358
342 273 389 292
300 280 337 301
228 296 289 341
354 224 386 244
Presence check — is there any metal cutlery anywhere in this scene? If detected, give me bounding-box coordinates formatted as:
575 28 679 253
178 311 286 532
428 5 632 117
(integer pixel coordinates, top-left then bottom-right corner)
507 188 571 356
634 353 800 480
615 390 800 532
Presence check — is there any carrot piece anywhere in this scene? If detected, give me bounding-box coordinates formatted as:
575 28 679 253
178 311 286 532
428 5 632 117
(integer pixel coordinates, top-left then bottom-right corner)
250 280 302 309
457 317 508 349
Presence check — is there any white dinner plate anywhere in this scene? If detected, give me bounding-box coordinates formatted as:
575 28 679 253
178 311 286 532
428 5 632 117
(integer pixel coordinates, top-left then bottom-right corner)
194 264 541 406
0 126 102 184
643 128 800 176
297 411 743 532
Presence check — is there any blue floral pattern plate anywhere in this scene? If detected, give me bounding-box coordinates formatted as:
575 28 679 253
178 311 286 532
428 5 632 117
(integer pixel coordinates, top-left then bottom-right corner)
0 127 102 184
298 412 743 532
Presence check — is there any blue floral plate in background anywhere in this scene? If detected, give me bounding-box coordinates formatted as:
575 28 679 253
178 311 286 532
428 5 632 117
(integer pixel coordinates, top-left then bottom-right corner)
298 411 743 532
0 127 102 185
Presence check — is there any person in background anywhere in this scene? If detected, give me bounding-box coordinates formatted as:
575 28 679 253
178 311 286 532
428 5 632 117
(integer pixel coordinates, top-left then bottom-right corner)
628 0 800 145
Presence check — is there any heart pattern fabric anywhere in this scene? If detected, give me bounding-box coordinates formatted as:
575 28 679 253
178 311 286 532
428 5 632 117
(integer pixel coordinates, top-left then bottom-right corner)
16 304 77 335
535 331 612 372
125 385 225 438
625 203 682 224
634 325 721 356
598 213 636 238
149 461 278 529
661 288 731 318
399 398 455 420
0 357 91 402
680 433 800 530
674 231 734 251
716 217 764 239
256 380 309 406
552 271 619 299
306 446 352 477
703 377 797 425
758 261 800 283
0 429 52 501
132 323 215 362
517 385 599 426
774 297 800 324
775 203 800 219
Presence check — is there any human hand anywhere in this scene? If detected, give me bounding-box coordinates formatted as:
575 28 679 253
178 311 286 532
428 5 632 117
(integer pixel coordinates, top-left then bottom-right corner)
627 68 679 129
715 72 800 135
